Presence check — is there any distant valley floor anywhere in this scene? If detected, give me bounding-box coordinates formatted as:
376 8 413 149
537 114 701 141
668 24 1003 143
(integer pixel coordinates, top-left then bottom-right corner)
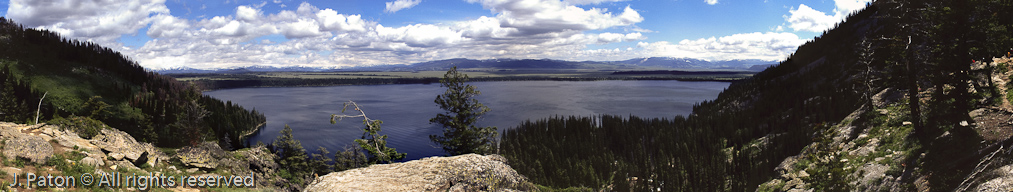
168 69 755 90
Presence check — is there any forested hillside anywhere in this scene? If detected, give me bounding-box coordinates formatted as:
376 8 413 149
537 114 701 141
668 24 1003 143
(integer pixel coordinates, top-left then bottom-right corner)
0 18 265 148
502 0 1013 191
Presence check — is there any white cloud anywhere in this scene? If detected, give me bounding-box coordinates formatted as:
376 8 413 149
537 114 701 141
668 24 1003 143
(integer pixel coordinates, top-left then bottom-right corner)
147 14 190 39
785 0 872 32
316 9 369 32
466 0 643 36
454 16 517 39
376 24 463 47
785 4 836 32
8 0 793 69
563 0 628 5
595 32 644 44
635 32 806 61
385 0 422 13
834 0 872 13
705 0 718 5
280 19 323 38
6 0 169 44
236 6 262 22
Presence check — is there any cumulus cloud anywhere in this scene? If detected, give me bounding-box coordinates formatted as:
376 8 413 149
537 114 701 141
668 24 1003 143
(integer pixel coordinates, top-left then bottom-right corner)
385 0 422 13
635 32 807 61
6 0 797 69
316 9 369 32
595 32 644 44
785 0 872 32
237 6 262 22
6 0 169 44
705 0 718 5
280 19 323 38
466 0 643 36
785 4 836 32
147 14 190 39
563 0 628 5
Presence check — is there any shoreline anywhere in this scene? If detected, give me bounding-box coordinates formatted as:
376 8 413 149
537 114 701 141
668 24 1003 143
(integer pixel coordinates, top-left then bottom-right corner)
190 76 747 91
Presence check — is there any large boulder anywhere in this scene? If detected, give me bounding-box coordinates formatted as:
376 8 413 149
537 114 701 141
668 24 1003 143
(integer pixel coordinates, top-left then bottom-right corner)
41 125 102 154
304 154 536 192
2 133 54 164
239 146 279 175
88 128 167 167
977 164 1013 192
0 122 23 138
79 156 105 168
235 146 281 188
90 129 147 163
176 142 227 170
140 142 168 167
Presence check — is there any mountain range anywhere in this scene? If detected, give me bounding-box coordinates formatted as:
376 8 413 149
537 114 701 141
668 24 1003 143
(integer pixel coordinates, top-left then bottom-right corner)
154 57 776 74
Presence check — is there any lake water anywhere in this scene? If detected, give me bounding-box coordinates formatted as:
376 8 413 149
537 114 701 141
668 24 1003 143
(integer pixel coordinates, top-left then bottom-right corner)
205 80 730 161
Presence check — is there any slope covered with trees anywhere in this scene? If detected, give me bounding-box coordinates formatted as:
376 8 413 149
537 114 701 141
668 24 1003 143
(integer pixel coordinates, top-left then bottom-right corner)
502 0 1013 190
0 18 265 148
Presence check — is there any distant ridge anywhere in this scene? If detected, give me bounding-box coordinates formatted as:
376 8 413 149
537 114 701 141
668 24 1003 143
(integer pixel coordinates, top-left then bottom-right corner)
154 57 777 74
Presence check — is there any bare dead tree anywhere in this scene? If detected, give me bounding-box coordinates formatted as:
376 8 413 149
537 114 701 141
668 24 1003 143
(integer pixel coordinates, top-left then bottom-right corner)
181 100 210 146
856 38 876 108
34 91 45 125
331 100 404 163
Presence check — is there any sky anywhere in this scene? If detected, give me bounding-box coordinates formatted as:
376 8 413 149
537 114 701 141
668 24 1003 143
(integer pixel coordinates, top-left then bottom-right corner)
0 0 871 69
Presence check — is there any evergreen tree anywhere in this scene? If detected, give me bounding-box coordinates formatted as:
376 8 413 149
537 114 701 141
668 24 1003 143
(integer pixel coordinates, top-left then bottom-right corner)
273 125 309 185
430 66 498 155
82 96 109 119
0 77 24 122
0 65 29 123
309 146 334 176
178 100 210 146
334 145 368 171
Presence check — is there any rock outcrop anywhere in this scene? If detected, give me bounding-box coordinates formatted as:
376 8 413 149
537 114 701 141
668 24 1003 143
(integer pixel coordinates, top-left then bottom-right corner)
304 154 536 192
176 141 228 170
2 133 54 164
0 121 285 191
225 145 283 189
0 123 55 164
976 164 1013 191
91 128 168 167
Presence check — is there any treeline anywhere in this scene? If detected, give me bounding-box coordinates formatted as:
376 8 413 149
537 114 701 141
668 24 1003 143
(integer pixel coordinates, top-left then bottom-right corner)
0 17 265 148
0 65 44 123
502 115 727 191
184 75 747 90
501 0 1013 190
502 5 876 190
610 70 753 75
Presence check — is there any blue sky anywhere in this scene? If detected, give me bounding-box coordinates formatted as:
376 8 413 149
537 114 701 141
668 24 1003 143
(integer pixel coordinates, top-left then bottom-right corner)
1 0 870 69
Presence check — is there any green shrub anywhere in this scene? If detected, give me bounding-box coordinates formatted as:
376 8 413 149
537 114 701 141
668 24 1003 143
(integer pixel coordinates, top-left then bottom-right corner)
48 116 106 139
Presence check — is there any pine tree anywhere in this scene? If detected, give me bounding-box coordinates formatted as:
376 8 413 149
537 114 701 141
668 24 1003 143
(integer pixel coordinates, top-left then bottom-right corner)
430 66 498 155
334 145 367 171
309 147 334 176
178 100 210 146
82 96 109 119
273 124 310 185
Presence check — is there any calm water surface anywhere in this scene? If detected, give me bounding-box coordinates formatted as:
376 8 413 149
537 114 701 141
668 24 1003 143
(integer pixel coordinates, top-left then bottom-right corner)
205 80 730 161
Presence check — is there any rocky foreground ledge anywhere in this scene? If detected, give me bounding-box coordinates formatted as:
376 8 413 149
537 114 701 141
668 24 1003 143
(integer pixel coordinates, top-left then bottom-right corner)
304 154 537 192
0 122 287 190
0 121 537 191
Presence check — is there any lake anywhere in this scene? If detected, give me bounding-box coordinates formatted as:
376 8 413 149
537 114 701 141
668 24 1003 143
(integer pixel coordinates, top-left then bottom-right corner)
204 80 730 161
